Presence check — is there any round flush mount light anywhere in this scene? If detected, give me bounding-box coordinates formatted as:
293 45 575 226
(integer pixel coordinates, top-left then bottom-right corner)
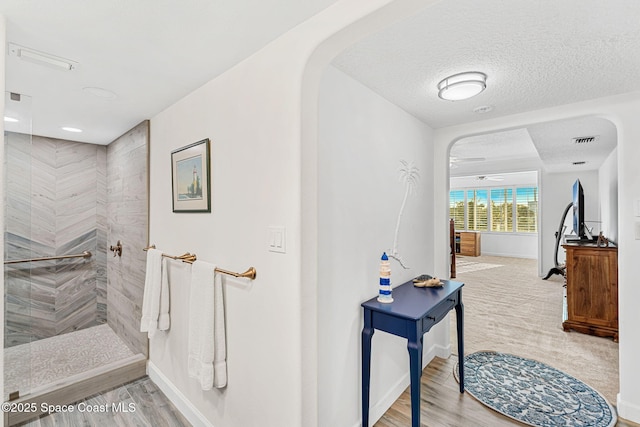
438 71 487 101
62 126 83 133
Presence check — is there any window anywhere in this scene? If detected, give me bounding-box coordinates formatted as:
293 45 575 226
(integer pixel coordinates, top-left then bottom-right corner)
450 185 537 233
516 187 538 233
450 190 465 230
466 189 488 231
490 188 513 232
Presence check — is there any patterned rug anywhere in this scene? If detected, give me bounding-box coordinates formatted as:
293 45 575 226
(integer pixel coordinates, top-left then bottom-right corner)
455 351 617 427
455 260 503 274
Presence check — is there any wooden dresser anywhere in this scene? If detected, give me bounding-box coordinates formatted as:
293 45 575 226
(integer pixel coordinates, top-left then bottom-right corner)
455 231 481 257
562 243 618 342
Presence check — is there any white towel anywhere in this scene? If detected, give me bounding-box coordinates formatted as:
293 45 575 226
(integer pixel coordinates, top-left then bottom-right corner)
188 260 227 390
212 271 227 388
158 258 171 331
140 248 163 337
158 257 171 331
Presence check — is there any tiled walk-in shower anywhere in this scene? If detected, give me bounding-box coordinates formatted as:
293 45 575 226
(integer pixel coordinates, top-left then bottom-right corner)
4 106 151 425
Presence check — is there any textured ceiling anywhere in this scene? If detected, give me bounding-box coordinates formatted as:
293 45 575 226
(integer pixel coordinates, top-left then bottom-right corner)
333 0 640 129
450 128 539 164
527 117 617 173
332 0 635 173
2 0 636 169
449 118 617 176
1 0 340 144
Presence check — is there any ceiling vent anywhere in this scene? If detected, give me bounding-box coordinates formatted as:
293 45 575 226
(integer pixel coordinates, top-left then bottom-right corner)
573 136 598 144
572 161 587 166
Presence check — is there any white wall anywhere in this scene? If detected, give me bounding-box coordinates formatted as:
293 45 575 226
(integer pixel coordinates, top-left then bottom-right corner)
318 66 444 427
609 100 640 422
148 37 306 426
146 2 440 426
599 147 618 243
432 93 640 424
540 170 599 269
480 233 537 259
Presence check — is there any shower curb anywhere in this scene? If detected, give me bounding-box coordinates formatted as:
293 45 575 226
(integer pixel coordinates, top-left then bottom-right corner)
4 353 146 426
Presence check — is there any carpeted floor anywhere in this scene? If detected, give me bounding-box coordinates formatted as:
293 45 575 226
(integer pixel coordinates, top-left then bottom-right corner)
455 260 503 274
450 255 619 405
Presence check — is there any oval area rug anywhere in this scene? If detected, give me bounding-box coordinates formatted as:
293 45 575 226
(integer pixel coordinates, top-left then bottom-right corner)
454 351 616 427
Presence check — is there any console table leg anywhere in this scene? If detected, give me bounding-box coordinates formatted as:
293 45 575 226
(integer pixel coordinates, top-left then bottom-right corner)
408 337 422 427
455 298 465 393
362 311 374 427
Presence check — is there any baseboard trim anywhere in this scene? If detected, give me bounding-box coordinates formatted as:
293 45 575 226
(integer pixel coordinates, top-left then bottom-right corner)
617 393 640 424
147 361 212 427
481 251 537 259
354 343 450 427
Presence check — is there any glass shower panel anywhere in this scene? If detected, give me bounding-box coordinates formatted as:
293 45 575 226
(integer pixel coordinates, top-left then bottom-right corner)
4 91 34 399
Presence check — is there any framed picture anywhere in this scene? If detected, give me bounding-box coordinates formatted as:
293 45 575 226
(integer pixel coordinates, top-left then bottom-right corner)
171 138 211 212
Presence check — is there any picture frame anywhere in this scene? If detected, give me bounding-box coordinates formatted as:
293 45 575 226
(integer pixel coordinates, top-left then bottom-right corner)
171 138 211 213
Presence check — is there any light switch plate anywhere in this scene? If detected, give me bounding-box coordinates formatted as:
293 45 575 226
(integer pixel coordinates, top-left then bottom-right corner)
268 226 286 253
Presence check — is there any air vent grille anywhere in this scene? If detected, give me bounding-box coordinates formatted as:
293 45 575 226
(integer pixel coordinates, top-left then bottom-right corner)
573 136 598 144
572 161 587 166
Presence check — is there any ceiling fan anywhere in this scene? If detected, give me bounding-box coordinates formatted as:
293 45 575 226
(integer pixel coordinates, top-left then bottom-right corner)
449 156 486 168
476 175 504 181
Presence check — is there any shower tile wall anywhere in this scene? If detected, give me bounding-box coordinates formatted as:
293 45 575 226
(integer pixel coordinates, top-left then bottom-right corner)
4 133 107 347
106 121 149 356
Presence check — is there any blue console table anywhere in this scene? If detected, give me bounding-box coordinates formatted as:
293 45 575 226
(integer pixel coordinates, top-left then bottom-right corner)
361 279 464 427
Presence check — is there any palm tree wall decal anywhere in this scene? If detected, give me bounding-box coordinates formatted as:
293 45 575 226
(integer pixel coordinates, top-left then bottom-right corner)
388 160 419 269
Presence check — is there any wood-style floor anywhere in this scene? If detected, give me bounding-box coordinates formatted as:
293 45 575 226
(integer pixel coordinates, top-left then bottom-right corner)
16 376 190 427
375 255 637 427
16 256 638 427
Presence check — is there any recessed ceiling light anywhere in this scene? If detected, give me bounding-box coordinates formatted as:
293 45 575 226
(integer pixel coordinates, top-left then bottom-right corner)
438 72 487 101
473 105 494 114
83 87 117 99
62 127 83 133
4 116 19 123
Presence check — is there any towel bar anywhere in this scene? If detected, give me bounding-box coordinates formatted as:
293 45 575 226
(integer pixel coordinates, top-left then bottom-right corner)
4 251 92 265
143 245 256 280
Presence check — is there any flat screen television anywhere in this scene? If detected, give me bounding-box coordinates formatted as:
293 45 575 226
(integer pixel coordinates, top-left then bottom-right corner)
572 179 585 238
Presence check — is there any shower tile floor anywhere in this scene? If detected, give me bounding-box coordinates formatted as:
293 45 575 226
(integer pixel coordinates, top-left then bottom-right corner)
6 324 190 426
5 324 135 398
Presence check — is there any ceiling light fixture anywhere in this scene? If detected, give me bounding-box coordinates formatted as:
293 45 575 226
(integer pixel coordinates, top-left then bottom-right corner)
83 87 117 100
62 127 83 133
9 43 77 71
4 116 19 123
438 72 487 101
477 175 504 182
